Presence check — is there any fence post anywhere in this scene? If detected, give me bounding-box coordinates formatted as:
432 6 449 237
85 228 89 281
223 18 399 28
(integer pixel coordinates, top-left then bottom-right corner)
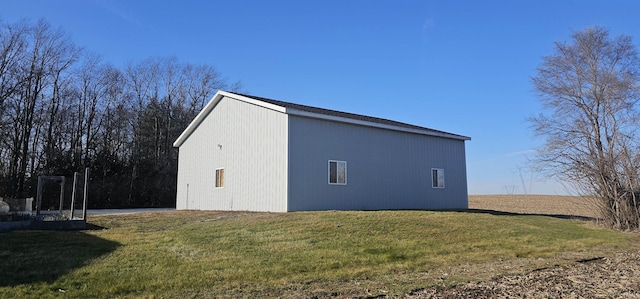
82 168 90 220
70 172 79 219
59 177 66 214
36 176 43 216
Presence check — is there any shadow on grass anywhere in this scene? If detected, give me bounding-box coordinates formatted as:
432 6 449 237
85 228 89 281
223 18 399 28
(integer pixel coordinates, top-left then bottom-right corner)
84 223 108 230
461 208 598 222
0 230 120 287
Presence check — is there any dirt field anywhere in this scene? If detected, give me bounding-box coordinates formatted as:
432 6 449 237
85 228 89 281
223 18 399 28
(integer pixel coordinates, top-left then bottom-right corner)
469 194 599 219
404 194 640 298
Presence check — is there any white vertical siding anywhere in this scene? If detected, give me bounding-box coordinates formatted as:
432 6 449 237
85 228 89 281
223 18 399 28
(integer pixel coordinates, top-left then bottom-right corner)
287 115 468 211
176 96 288 212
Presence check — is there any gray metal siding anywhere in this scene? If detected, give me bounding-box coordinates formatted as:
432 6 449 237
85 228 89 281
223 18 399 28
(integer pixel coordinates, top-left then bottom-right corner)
287 115 468 211
176 96 288 212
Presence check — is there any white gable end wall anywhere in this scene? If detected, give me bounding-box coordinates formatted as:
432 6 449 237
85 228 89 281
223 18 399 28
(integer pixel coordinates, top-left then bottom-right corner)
176 96 288 212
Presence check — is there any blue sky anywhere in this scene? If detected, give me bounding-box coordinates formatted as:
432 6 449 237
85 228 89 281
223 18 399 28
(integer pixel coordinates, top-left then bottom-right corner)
2 0 639 195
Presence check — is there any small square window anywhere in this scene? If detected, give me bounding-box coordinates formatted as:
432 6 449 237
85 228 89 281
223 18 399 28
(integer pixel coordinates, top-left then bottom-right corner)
329 160 347 185
215 168 225 188
432 168 444 188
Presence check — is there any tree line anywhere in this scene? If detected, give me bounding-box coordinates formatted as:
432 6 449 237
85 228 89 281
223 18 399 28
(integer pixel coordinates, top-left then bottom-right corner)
0 19 240 208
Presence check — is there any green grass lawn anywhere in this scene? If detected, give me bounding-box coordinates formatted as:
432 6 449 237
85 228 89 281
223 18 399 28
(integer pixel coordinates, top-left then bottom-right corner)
0 210 633 298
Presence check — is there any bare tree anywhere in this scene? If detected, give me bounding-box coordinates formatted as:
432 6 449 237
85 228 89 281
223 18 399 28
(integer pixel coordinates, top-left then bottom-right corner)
0 18 240 207
4 19 79 197
97 64 130 161
530 27 640 230
0 21 27 115
0 21 28 181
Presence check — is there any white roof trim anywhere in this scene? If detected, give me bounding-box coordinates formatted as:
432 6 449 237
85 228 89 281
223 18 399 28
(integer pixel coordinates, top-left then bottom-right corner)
173 90 222 147
225 93 287 113
285 108 471 140
173 90 470 147
173 91 290 147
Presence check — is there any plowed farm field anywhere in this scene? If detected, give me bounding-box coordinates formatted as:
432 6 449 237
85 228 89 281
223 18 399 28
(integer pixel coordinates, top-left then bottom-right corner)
468 194 599 219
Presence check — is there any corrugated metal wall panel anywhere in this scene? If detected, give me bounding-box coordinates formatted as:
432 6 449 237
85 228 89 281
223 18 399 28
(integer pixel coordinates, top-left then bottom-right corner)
176 96 288 212
287 115 468 211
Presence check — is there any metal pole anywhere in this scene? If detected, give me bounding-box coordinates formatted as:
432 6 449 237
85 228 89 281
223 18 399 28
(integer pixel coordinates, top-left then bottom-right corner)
82 168 90 220
59 177 65 214
36 176 43 216
70 172 79 219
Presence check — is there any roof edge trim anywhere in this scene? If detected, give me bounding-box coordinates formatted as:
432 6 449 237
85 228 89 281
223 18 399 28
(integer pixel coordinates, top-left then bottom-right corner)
174 90 471 147
173 90 224 147
225 93 288 113
173 90 290 147
286 108 471 140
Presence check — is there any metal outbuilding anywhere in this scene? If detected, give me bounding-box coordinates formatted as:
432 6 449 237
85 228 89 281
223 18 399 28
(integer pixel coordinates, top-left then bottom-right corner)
173 91 470 212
